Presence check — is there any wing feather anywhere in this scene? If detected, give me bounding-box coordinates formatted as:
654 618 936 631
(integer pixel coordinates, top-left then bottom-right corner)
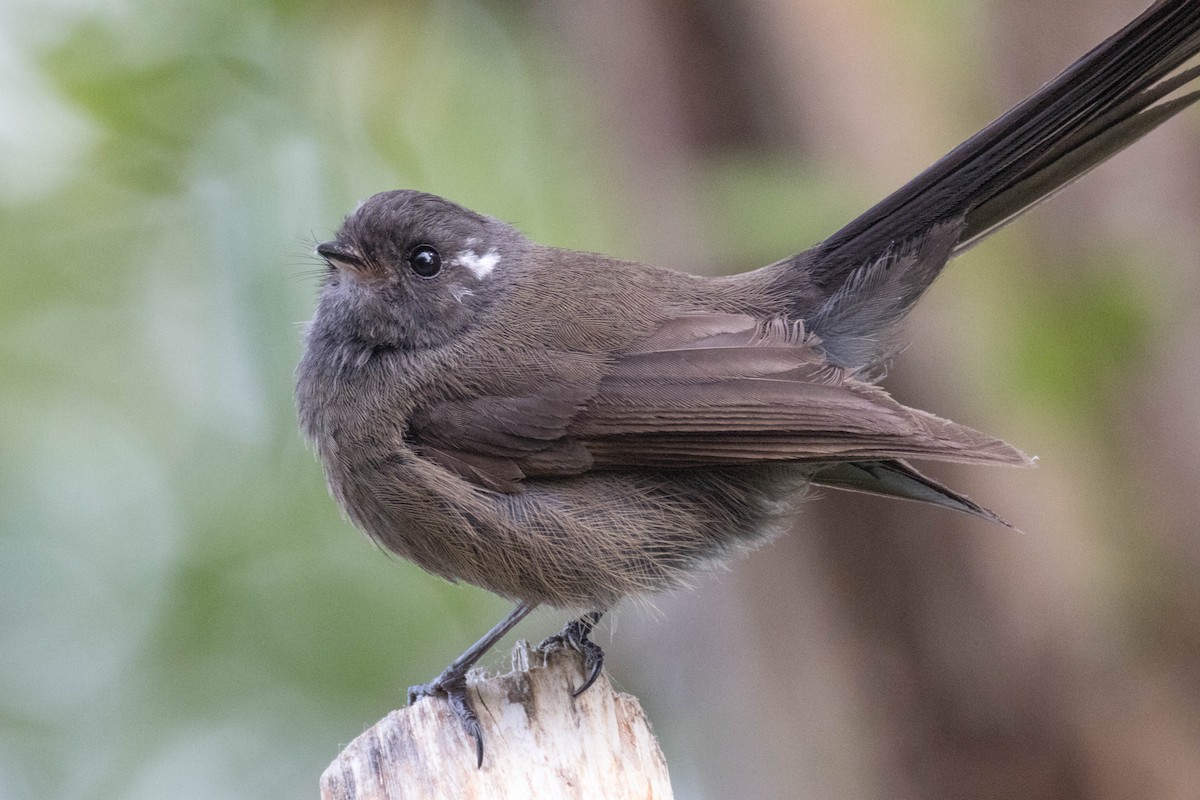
406 314 1030 492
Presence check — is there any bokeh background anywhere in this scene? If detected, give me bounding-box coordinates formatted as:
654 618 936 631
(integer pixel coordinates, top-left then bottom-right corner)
3 0 1199 797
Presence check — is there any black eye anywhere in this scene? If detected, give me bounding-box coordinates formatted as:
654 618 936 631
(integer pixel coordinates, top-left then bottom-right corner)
407 244 441 278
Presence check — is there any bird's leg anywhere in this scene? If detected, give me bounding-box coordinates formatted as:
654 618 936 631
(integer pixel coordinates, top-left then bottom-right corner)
539 610 606 697
407 600 536 768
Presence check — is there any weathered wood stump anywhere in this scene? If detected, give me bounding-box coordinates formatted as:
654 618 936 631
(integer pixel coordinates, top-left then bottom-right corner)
320 641 674 800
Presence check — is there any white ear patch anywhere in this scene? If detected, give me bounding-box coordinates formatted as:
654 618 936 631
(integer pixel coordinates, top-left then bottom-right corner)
456 249 501 279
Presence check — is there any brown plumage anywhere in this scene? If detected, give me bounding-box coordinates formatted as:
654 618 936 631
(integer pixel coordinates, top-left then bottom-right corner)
297 231 1029 608
296 0 1200 765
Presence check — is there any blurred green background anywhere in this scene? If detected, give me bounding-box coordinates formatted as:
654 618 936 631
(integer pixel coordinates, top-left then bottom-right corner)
3 0 1199 798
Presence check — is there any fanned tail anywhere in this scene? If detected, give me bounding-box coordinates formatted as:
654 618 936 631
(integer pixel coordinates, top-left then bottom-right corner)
794 0 1200 369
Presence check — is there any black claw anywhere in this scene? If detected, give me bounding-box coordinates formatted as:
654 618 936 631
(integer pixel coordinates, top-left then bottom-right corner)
447 692 484 769
568 624 605 697
401 602 536 769
539 611 606 697
572 650 604 698
472 725 484 769
408 673 486 767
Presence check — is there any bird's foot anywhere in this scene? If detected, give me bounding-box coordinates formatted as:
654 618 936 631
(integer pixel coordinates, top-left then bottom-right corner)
538 611 605 697
407 670 484 768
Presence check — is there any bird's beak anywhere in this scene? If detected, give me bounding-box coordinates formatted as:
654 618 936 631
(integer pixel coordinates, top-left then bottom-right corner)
316 240 365 270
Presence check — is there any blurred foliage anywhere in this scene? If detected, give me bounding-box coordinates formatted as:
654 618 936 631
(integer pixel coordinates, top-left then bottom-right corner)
1009 264 1150 416
702 153 862 268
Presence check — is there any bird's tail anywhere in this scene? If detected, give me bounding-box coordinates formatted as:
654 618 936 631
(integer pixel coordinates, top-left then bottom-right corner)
801 0 1200 368
810 459 1015 528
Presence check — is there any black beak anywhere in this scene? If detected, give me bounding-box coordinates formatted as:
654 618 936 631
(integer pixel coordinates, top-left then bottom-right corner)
315 240 364 268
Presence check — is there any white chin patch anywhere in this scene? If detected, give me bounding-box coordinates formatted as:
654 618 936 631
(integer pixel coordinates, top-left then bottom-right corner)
456 248 501 279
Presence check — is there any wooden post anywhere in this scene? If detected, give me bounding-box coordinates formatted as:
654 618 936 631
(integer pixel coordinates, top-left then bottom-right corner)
320 641 674 800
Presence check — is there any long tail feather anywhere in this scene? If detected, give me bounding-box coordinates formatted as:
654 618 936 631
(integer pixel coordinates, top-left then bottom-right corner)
810 460 1015 528
793 0 1200 369
816 0 1200 287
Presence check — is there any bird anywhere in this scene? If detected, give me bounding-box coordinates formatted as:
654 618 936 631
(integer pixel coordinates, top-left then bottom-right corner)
297 0 1200 766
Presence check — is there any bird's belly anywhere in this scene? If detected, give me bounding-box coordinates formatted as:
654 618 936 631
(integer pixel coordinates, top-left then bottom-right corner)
340 457 810 609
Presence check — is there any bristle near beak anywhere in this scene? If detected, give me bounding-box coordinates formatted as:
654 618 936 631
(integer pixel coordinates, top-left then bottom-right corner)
316 240 365 271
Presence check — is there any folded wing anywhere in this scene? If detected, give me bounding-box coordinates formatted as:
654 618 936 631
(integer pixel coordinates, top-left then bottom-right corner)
408 314 1030 498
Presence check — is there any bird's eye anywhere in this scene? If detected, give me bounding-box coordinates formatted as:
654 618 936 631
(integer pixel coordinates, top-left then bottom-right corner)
407 244 442 278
